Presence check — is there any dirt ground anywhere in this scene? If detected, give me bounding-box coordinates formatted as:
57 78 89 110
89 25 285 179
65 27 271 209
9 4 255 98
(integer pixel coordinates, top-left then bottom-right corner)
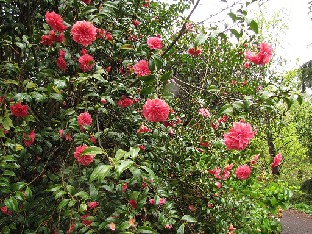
281 209 312 234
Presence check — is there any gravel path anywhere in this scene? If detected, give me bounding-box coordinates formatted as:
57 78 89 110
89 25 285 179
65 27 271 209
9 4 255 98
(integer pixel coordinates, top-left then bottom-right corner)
281 209 312 234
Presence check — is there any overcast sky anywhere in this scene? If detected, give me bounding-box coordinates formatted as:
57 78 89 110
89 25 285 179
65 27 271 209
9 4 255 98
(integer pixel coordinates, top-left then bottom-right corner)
181 0 312 70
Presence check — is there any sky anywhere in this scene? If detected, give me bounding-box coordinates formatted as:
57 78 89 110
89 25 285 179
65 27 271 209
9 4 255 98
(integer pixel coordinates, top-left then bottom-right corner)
179 0 312 70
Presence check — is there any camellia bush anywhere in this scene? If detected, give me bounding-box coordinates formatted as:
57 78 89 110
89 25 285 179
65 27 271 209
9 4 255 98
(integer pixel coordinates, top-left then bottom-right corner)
0 0 295 233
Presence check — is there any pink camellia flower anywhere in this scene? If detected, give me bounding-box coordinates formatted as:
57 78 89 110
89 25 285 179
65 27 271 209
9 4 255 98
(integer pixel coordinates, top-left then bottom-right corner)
132 20 140 27
245 42 273 65
71 21 97 47
244 62 250 68
143 0 150 7
139 145 146 151
82 0 91 4
116 96 134 108
142 98 170 122
77 112 92 129
45 11 68 32
65 133 72 141
23 130 35 147
87 202 99 210
215 182 221 189
235 165 251 180
122 182 128 192
90 135 96 144
79 54 95 72
10 102 29 118
81 214 93 226
59 129 64 138
164 224 173 229
250 154 260 166
272 153 282 168
101 98 107 104
96 28 106 38
147 36 163 50
57 56 67 71
198 108 210 117
137 124 152 133
133 60 151 77
129 199 137 209
74 145 95 166
40 34 53 46
105 33 113 41
1 206 11 215
223 121 256 150
228 224 236 233
149 198 155 205
188 47 202 56
159 198 166 205
188 204 196 212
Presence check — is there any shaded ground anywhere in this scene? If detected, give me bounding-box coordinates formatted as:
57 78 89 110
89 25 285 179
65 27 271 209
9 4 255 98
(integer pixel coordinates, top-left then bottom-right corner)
281 209 312 234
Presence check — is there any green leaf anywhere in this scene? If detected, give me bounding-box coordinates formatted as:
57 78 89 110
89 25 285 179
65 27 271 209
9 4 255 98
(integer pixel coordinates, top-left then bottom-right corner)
120 44 133 50
228 12 237 22
129 147 140 159
117 160 134 176
181 215 197 223
230 29 242 39
25 187 32 198
74 191 89 199
233 101 244 110
58 199 70 210
4 196 18 211
26 81 37 89
177 224 185 234
136 226 157 233
54 79 67 89
2 114 13 130
140 86 155 96
50 93 63 101
139 74 155 83
115 149 127 160
248 20 259 34
160 71 173 82
82 146 103 155
90 164 112 182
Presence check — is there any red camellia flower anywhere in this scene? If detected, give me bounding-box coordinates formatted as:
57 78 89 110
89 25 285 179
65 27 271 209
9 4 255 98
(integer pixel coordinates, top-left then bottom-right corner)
74 145 95 166
235 165 251 180
149 198 155 205
71 21 97 47
142 98 170 122
147 36 163 50
223 121 256 150
40 35 53 46
1 206 11 215
271 152 282 168
116 96 134 108
45 11 68 32
132 20 140 27
188 47 202 56
81 214 93 226
250 154 260 166
105 32 113 41
90 135 96 144
57 49 67 71
82 0 91 4
10 102 29 118
77 112 92 129
198 108 210 117
133 60 151 77
87 202 99 210
129 199 137 209
79 54 95 72
139 145 146 151
245 42 273 65
122 182 128 192
244 62 250 68
137 124 152 133
23 130 36 147
159 198 166 205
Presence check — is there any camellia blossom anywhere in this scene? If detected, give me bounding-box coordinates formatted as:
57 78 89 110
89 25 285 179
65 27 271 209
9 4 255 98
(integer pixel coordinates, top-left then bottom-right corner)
122 182 128 192
235 165 251 180
147 36 163 50
87 202 99 210
45 11 68 32
116 96 134 108
70 21 97 47
133 60 151 77
129 200 137 209
74 145 95 166
10 102 29 118
23 130 36 147
82 0 91 4
142 98 170 122
245 42 273 65
79 53 95 72
57 49 67 71
0 206 11 216
159 198 166 205
198 108 210 118
149 198 155 205
81 214 92 226
188 47 202 56
137 124 152 133
223 121 256 150
77 112 92 129
109 222 116 231
272 153 283 168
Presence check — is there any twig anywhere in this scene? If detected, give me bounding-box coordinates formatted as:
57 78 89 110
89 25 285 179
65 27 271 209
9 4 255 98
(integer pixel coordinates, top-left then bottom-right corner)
162 0 201 57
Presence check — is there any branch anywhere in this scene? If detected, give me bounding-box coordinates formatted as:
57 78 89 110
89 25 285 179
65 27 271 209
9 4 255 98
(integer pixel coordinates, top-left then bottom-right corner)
162 0 201 57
